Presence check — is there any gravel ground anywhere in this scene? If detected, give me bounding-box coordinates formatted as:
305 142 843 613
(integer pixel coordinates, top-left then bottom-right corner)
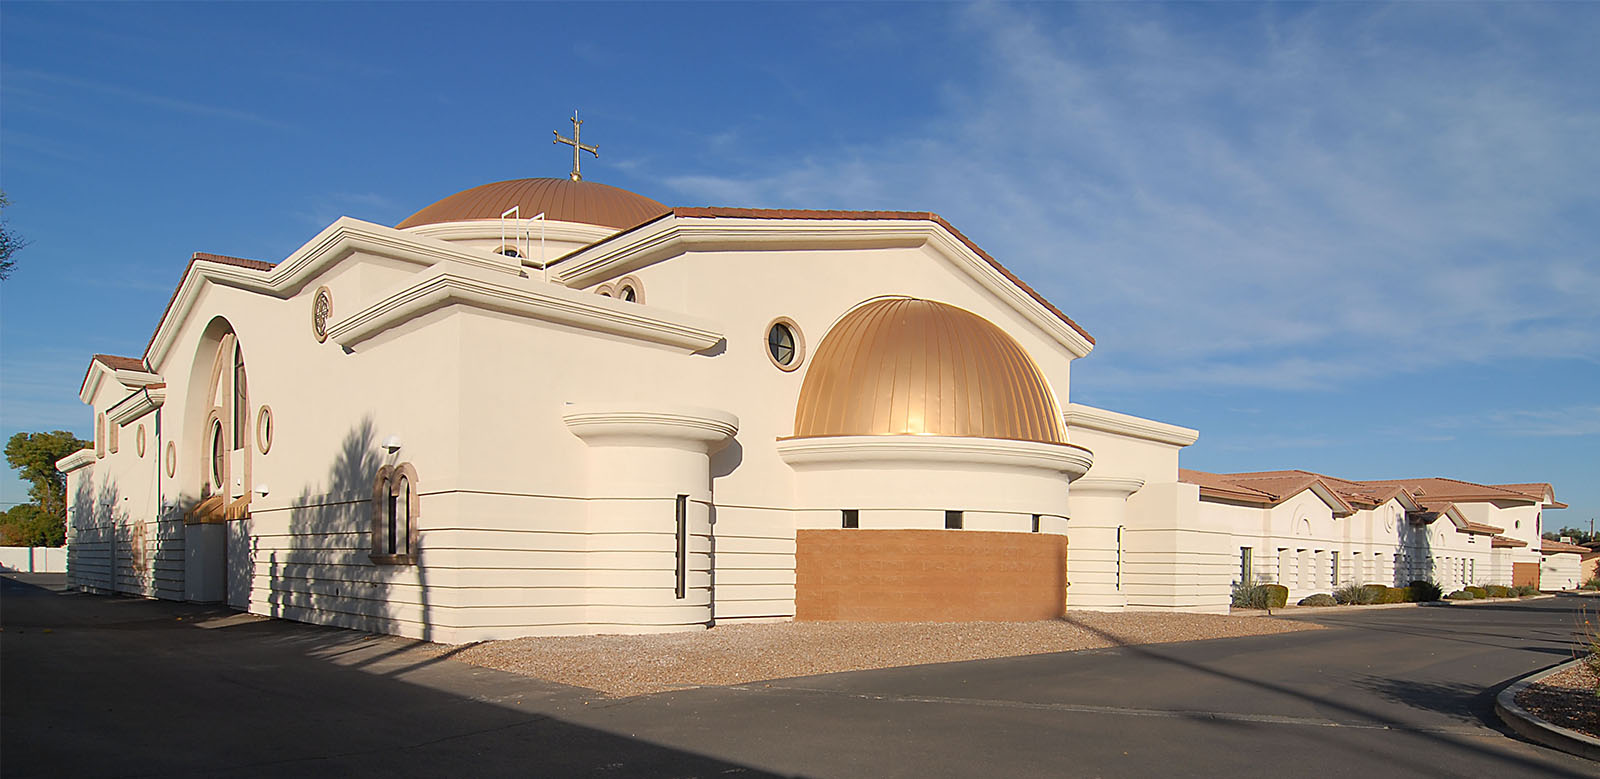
1517 661 1600 740
446 613 1320 698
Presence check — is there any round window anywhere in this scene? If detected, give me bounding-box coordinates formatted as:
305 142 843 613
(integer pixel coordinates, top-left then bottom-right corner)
766 318 804 371
210 420 226 490
166 442 178 477
136 424 147 458
256 406 274 455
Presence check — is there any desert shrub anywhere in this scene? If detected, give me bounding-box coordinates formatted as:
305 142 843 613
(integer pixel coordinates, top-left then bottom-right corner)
1584 575 1600 591
1465 586 1488 599
1261 584 1289 609
1299 593 1336 607
1514 584 1539 597
1361 584 1390 603
1447 590 1476 600
1380 586 1409 604
1407 580 1444 602
1232 581 1263 608
1335 583 1377 605
1486 585 1512 598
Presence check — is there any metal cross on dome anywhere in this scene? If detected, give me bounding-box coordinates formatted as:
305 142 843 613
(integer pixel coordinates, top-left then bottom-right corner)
553 111 598 181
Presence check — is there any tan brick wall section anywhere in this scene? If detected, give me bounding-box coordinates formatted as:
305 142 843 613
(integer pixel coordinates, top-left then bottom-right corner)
1513 561 1540 590
794 529 1067 622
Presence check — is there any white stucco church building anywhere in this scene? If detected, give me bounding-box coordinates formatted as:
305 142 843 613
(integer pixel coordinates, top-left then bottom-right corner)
57 139 1578 642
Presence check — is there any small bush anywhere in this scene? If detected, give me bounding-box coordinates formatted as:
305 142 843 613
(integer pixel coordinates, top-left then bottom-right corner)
1261 584 1289 609
1486 585 1513 598
1361 584 1390 603
1380 586 1409 604
1583 575 1600 591
1299 593 1336 607
1408 580 1444 602
1335 583 1378 605
1447 590 1476 600
1465 586 1489 599
1514 584 1539 597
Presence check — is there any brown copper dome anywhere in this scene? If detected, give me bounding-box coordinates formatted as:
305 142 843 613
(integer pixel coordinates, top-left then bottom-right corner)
397 178 669 230
792 298 1067 444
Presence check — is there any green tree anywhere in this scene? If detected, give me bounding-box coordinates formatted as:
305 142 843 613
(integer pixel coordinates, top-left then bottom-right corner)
0 504 65 547
0 190 25 280
5 430 91 521
1545 527 1596 545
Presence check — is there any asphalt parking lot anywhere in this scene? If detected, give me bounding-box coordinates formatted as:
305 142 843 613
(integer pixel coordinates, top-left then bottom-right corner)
3 573 1595 777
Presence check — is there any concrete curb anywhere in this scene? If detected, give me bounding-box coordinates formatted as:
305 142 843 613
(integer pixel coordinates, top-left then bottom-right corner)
1495 658 1600 762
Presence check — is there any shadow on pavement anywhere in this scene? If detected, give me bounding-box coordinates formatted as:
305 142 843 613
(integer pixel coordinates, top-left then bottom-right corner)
1 574 784 779
1059 604 1591 778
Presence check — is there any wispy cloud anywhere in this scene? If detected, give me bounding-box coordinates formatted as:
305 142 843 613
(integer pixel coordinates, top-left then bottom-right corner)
662 4 1600 389
2 66 294 130
1430 405 1600 438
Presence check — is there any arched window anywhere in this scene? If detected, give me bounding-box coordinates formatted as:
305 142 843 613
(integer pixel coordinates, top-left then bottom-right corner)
371 463 419 564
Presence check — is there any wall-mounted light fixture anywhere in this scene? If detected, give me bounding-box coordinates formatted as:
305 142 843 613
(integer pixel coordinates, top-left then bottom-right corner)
254 484 270 497
381 435 403 453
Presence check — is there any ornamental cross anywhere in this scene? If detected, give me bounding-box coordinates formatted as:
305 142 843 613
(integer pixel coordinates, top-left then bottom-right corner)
553 111 598 181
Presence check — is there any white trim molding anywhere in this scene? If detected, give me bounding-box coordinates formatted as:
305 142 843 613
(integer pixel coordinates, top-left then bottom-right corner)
777 435 1094 481
1064 403 1200 447
56 448 96 474
403 218 616 265
1071 476 1147 498
326 265 724 352
145 218 528 367
108 385 166 427
552 215 1095 358
562 402 739 450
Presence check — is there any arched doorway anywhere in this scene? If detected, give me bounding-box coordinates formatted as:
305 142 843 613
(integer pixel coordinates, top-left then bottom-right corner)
182 318 253 608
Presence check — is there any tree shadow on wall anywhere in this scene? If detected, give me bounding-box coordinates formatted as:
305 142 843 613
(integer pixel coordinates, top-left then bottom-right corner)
1397 517 1437 587
272 417 433 642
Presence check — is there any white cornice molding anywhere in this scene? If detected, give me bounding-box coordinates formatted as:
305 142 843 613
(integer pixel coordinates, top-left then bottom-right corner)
56 448 96 474
562 402 739 450
1064 403 1200 447
326 265 724 352
404 219 617 262
108 385 166 427
79 363 162 405
552 216 1094 358
1071 476 1147 497
777 435 1094 481
146 218 526 368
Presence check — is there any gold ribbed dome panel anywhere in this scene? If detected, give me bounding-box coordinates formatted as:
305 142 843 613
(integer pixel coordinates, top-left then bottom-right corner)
793 298 1066 444
397 178 668 230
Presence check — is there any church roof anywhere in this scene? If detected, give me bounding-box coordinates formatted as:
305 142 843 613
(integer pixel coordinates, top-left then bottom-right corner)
559 207 1095 346
790 298 1068 445
397 178 669 230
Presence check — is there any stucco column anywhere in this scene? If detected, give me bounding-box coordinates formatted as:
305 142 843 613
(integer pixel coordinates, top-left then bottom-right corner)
563 403 738 633
1065 476 1144 611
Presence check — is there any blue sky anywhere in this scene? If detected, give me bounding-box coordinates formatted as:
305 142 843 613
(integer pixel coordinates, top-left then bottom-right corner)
2 2 1596 530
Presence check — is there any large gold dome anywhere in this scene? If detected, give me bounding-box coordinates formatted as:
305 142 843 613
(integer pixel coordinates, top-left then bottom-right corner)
792 298 1067 444
397 178 668 230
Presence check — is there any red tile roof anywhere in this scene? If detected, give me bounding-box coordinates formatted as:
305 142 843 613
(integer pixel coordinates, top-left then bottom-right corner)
1542 539 1589 555
141 252 276 359
1490 483 1568 509
1354 477 1539 504
1492 536 1528 548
